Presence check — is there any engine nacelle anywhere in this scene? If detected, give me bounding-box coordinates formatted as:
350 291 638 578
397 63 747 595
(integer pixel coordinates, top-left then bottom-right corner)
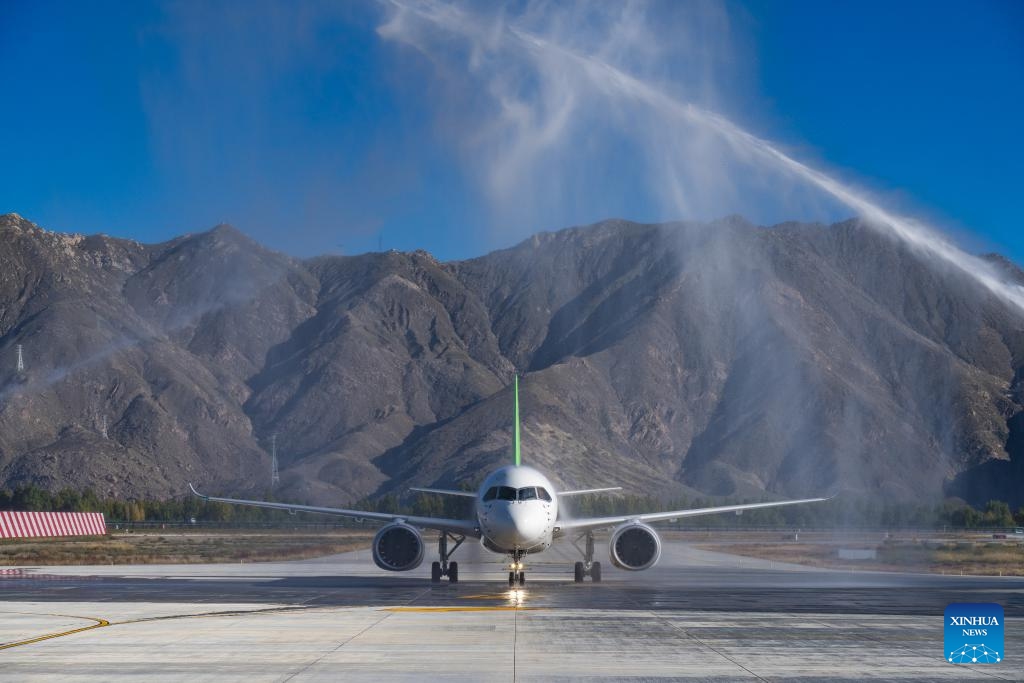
609 522 662 571
372 522 425 571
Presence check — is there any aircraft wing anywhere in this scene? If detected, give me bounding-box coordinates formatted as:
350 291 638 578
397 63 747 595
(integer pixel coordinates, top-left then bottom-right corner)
409 487 477 498
189 484 481 538
559 487 622 497
554 495 832 535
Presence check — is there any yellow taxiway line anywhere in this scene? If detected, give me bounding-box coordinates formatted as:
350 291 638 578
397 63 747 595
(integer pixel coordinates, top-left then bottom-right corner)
0 615 110 651
382 606 541 613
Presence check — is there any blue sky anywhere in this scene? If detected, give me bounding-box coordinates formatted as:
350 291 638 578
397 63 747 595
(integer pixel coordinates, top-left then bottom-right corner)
0 1 1021 262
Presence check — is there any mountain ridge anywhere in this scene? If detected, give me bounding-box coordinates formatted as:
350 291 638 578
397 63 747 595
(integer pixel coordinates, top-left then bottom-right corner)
1 212 1022 507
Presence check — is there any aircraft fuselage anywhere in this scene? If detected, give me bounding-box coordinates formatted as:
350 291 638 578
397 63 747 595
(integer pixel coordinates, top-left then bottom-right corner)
476 465 557 554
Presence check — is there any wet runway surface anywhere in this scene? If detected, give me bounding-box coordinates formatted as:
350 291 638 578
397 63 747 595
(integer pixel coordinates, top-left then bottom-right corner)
2 540 1022 680
2 567 1023 616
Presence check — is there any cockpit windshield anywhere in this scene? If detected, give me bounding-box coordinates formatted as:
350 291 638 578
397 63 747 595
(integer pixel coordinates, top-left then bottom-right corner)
518 487 538 500
484 486 552 502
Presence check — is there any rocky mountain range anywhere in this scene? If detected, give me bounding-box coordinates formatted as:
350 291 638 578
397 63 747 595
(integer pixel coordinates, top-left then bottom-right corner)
1 212 1022 507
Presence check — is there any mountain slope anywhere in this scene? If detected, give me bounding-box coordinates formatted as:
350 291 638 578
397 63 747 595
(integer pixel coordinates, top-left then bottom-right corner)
1 212 1021 506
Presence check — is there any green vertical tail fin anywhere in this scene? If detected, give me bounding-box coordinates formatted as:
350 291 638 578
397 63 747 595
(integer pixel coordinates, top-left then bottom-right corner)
514 375 521 466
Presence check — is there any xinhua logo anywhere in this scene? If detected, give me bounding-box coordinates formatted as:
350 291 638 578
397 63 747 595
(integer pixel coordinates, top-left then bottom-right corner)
945 603 1003 664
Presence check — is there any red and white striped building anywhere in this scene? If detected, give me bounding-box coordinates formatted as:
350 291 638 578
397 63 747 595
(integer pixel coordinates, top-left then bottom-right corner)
0 511 106 539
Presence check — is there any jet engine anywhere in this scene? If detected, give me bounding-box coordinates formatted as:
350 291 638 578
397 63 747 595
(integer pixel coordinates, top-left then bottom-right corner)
372 522 425 571
609 522 662 570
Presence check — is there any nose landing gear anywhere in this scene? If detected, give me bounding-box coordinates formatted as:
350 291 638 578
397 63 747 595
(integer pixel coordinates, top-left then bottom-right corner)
571 531 602 583
431 531 464 584
508 550 526 586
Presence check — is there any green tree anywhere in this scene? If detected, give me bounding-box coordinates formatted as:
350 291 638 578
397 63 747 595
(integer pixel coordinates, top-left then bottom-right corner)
951 506 981 528
128 501 146 522
983 500 1014 527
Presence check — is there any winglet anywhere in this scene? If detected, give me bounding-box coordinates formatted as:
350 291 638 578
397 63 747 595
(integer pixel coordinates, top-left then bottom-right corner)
188 483 208 501
513 374 521 466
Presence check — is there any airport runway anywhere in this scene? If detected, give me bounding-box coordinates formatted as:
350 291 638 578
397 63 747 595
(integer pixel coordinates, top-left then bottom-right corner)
1 539 1022 681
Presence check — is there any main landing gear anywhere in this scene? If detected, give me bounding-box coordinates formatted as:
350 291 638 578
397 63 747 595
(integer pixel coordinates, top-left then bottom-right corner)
508 550 526 587
571 531 601 583
431 531 464 584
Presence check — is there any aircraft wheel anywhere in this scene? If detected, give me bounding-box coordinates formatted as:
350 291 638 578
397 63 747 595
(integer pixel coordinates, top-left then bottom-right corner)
574 561 584 583
508 571 516 587
518 571 525 586
431 561 442 583
591 562 602 583
448 561 459 583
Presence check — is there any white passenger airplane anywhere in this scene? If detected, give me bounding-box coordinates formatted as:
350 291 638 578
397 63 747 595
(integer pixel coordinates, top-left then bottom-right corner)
191 377 829 585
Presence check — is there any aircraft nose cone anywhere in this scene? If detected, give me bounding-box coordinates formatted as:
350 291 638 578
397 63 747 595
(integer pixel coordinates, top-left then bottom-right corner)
484 503 548 550
509 504 546 543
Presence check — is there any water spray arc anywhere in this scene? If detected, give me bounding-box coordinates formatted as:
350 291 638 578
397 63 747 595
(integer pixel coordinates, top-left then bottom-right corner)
381 0 1024 315
271 433 280 488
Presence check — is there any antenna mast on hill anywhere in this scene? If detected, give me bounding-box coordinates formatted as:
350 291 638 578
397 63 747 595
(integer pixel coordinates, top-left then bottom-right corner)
100 414 108 439
270 433 280 488
16 344 24 373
